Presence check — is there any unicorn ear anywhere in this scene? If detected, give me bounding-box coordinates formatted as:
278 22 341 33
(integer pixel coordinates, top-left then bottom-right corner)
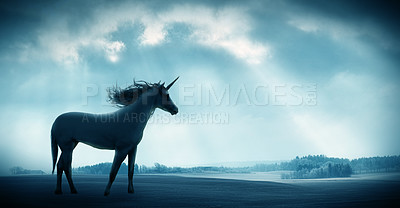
162 82 165 86
166 76 179 90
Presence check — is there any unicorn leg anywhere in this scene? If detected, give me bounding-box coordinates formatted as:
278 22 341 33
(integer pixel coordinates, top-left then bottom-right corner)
54 152 64 194
128 146 137 194
63 150 77 194
104 151 127 196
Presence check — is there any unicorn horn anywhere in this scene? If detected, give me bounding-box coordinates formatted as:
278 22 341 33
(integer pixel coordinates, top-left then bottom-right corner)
166 76 179 90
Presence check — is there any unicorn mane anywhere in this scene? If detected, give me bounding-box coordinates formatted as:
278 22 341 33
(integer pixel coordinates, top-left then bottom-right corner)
107 80 161 108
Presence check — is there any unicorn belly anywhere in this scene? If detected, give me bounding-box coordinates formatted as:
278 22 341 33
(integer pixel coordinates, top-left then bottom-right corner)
52 112 142 150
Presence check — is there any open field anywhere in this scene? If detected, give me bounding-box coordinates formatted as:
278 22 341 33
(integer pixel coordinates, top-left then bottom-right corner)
0 173 399 207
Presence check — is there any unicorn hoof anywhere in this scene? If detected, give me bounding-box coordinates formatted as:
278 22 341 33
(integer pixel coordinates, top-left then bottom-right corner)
104 190 110 196
54 189 62 195
71 189 78 194
128 188 134 194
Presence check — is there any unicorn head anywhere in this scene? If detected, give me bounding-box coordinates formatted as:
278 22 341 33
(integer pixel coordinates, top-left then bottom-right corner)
107 77 179 115
154 77 179 115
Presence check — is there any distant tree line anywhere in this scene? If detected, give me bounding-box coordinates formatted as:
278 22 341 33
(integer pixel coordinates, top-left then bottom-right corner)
350 156 400 174
66 155 400 179
252 155 400 179
10 155 399 177
281 162 352 179
73 162 128 175
73 162 249 175
279 155 352 179
9 166 45 175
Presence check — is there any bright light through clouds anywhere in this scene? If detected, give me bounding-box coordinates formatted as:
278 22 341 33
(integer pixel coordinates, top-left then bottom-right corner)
103 40 125 63
0 0 399 174
30 3 269 65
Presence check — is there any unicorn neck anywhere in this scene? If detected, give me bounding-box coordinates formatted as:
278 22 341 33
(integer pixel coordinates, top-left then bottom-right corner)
119 91 156 124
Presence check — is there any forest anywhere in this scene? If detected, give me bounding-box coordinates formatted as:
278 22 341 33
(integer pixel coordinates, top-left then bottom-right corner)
69 155 400 179
9 155 400 179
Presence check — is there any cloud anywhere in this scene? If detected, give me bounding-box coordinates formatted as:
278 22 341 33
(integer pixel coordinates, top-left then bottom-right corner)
26 2 269 65
288 17 358 40
287 13 397 52
139 23 167 46
100 40 126 62
36 22 126 65
287 0 400 50
156 5 270 64
38 33 81 65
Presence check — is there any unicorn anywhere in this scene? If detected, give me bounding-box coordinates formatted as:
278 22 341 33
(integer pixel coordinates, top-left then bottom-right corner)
51 77 179 196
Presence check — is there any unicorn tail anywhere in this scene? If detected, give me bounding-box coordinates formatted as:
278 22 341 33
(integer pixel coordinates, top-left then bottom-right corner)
51 130 58 174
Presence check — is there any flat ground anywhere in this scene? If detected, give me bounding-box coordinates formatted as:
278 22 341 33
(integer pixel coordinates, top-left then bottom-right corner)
0 173 399 207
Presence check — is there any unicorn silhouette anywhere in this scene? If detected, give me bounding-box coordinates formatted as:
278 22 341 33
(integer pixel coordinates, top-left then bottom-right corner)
51 77 179 196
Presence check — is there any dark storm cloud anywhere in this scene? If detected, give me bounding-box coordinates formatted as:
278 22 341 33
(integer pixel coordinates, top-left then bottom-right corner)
293 0 399 31
0 1 42 54
290 0 400 49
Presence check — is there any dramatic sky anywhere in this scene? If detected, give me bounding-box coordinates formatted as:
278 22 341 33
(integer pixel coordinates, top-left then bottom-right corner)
0 0 399 174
